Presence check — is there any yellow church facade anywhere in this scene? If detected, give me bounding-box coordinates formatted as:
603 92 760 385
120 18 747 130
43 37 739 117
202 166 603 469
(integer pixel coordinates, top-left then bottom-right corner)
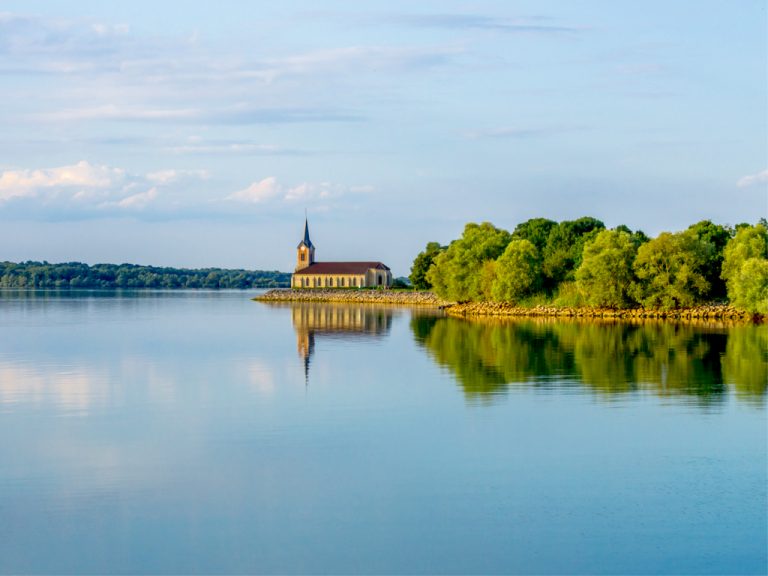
291 220 393 289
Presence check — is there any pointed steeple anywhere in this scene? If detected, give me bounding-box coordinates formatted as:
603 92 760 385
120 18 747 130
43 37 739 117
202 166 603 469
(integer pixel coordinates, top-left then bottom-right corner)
295 217 316 272
297 218 314 249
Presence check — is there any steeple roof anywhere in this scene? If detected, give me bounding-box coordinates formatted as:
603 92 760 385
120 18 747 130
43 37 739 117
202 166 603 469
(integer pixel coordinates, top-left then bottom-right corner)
297 218 314 249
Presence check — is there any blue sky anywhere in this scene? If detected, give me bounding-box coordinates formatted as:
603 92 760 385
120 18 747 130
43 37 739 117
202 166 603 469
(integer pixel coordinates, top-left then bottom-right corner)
0 1 765 275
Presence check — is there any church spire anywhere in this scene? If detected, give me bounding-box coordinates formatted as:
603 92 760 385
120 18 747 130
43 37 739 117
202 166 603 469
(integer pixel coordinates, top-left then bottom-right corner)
301 217 313 249
295 216 316 272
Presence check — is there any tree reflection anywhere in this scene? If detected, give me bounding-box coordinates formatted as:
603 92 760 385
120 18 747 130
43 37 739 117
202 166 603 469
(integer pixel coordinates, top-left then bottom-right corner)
412 316 766 407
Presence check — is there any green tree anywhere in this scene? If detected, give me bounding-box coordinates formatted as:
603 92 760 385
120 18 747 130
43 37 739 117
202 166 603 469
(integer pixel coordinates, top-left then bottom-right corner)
575 229 637 308
511 218 557 254
632 231 710 309
542 217 605 290
427 222 512 301
687 220 733 299
616 224 650 250
721 223 768 313
409 241 444 289
491 239 541 302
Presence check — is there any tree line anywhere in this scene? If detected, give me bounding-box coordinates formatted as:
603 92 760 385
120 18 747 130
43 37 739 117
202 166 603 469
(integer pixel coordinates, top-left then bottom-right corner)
410 217 768 313
0 261 291 289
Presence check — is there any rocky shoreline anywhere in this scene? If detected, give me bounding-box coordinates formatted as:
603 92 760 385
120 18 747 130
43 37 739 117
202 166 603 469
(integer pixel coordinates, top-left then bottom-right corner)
254 289 763 323
254 288 450 306
444 301 763 322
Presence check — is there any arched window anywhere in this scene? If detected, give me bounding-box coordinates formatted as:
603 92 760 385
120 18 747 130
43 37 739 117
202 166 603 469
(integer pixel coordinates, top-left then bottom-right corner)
378 274 382 285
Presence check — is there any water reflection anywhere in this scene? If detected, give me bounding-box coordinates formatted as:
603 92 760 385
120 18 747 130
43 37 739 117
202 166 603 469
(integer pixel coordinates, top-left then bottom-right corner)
412 316 767 406
267 302 394 385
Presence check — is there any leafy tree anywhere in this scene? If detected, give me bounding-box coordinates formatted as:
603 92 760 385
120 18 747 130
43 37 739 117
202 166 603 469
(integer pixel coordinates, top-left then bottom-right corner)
492 239 541 302
427 222 511 301
542 217 605 290
721 223 768 313
575 229 637 308
687 220 733 299
632 231 710 309
616 224 650 250
480 260 498 301
409 241 444 289
511 218 557 254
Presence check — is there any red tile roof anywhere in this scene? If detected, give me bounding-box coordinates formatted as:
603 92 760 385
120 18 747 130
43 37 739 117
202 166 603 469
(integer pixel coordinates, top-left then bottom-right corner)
295 262 390 275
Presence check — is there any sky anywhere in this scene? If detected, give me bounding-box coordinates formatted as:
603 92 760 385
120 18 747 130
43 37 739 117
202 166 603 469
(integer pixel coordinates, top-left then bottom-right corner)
0 0 766 275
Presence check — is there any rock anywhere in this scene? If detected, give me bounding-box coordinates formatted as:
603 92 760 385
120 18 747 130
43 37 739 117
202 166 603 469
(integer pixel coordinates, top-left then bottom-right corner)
254 288 452 307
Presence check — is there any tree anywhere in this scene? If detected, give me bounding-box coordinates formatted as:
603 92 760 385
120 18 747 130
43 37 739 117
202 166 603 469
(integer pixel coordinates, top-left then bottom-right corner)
492 239 541 302
409 241 444 289
427 222 511 301
511 218 557 254
615 224 650 250
632 231 710 309
687 220 733 299
575 229 637 308
721 223 768 313
542 217 605 290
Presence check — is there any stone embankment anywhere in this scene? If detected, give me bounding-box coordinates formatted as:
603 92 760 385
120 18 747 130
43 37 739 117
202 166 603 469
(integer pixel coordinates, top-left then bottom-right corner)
255 289 763 323
444 301 763 322
255 288 451 307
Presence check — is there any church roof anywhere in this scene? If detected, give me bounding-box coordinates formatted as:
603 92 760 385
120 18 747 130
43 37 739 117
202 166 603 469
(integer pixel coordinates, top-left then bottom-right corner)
296 218 314 249
295 262 390 275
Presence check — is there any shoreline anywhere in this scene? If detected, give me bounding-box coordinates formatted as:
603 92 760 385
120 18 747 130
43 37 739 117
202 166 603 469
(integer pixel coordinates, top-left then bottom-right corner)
444 301 763 323
254 288 450 306
254 289 763 323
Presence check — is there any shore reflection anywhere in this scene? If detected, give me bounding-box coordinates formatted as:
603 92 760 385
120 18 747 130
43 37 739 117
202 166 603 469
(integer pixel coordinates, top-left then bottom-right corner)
412 316 767 407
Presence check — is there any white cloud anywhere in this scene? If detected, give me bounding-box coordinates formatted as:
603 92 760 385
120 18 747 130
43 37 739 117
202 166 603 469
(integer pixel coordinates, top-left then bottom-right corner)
737 169 768 188
227 177 374 205
0 160 200 213
117 187 158 209
227 177 281 203
0 160 123 201
285 181 340 202
146 169 209 184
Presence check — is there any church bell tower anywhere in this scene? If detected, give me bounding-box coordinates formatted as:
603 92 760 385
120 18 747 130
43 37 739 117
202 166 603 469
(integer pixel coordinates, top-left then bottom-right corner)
296 218 315 271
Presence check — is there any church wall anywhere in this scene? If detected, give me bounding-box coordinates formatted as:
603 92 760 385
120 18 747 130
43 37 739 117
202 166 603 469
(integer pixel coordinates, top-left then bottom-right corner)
292 271 391 288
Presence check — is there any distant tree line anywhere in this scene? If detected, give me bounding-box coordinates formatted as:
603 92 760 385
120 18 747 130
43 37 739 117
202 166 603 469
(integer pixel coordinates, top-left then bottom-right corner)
0 261 291 289
410 217 768 313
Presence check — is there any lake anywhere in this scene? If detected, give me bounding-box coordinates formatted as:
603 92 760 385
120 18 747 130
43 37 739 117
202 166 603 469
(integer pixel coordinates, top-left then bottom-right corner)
0 290 765 574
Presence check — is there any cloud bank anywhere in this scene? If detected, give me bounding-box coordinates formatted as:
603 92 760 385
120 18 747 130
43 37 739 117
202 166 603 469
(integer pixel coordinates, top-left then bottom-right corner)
0 160 207 215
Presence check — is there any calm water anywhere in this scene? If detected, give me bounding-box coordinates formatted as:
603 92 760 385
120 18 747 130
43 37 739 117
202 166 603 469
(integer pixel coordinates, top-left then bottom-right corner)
0 290 765 574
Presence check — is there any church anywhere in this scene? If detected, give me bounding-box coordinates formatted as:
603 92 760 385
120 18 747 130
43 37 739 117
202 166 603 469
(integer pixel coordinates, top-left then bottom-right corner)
291 219 393 288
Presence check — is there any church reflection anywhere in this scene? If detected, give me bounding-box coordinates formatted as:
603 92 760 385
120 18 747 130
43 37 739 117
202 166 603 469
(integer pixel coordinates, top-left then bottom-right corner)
284 302 394 384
